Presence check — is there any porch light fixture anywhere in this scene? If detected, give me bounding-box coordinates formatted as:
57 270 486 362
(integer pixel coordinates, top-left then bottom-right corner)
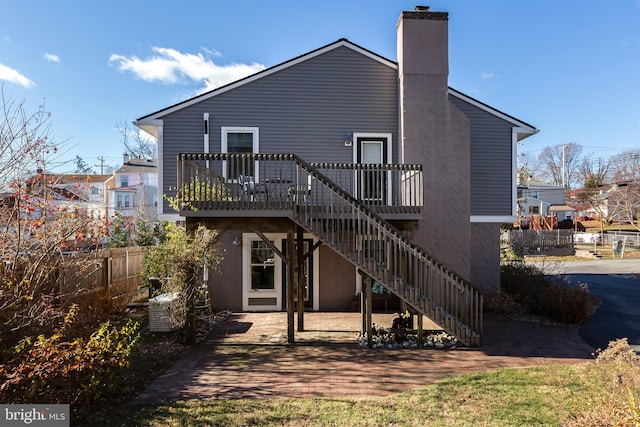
344 132 353 147
233 236 242 246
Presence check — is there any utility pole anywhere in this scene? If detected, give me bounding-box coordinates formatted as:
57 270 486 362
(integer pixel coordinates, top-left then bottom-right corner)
95 156 105 174
561 145 566 188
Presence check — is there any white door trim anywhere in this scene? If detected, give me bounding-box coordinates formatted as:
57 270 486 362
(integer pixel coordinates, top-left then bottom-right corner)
241 232 319 311
352 132 393 205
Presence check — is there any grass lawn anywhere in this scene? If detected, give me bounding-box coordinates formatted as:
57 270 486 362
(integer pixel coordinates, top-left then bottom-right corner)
81 361 639 427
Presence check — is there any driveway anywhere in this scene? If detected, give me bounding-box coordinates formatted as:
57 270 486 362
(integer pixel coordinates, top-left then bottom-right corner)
535 259 640 353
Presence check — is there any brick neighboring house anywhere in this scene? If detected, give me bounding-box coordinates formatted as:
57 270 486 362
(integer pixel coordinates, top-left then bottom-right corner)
108 154 158 224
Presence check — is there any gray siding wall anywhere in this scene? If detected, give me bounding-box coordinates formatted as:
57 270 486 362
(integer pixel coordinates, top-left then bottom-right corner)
449 96 514 217
160 46 399 212
470 222 500 295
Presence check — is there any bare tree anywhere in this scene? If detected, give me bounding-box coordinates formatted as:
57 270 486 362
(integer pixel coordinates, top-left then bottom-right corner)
569 156 611 222
537 142 583 188
579 156 610 189
116 119 157 160
0 89 110 340
605 150 640 229
517 152 538 184
609 150 640 183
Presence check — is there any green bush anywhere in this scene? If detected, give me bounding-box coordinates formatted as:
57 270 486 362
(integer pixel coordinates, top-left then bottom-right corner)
497 262 600 324
0 305 139 404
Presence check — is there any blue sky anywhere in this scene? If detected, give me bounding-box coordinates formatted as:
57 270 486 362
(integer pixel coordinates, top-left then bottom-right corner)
1 0 639 173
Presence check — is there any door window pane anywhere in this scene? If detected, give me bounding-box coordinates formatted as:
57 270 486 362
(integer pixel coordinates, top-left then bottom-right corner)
360 140 385 203
362 141 382 163
227 132 254 179
250 240 275 291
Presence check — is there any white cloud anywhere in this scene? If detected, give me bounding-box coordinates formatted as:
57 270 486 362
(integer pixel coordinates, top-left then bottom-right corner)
109 47 265 91
43 53 60 63
481 72 495 80
0 63 35 88
202 47 222 57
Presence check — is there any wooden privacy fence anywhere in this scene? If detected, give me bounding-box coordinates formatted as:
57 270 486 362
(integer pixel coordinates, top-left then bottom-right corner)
58 246 147 319
502 229 574 253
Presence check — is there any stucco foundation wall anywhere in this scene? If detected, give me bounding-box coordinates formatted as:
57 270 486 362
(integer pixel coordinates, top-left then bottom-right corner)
208 233 243 311
318 246 357 311
470 222 500 296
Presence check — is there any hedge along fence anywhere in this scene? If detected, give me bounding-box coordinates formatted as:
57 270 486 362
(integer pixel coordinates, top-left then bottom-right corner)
58 247 147 321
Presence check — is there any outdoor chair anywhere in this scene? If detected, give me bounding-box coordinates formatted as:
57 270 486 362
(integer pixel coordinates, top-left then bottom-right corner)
287 174 312 203
240 174 269 201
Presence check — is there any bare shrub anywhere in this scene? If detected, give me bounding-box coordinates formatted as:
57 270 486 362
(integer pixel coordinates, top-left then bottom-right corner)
564 339 640 427
0 89 111 347
499 262 600 324
484 290 523 316
595 338 640 366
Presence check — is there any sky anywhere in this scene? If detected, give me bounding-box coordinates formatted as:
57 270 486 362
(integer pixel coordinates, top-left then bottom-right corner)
1 0 639 173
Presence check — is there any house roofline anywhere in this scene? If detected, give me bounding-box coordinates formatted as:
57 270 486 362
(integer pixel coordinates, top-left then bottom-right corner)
447 87 538 139
135 39 396 126
136 39 538 142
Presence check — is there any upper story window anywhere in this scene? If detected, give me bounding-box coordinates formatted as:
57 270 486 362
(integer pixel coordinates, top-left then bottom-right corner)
116 194 133 208
221 127 259 181
121 178 129 188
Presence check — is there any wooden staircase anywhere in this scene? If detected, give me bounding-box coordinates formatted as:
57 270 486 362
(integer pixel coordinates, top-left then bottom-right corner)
290 158 483 346
177 153 483 346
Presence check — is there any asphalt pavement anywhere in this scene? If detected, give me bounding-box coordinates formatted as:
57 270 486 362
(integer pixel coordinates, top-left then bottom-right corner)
532 259 640 353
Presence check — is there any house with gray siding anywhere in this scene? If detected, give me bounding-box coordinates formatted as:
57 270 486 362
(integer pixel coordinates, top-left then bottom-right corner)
135 6 537 346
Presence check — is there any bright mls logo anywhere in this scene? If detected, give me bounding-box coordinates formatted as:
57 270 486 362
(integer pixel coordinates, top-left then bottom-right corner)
1 405 69 426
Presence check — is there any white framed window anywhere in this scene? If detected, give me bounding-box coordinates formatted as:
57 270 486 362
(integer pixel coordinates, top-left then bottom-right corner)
221 127 259 181
241 232 320 312
249 240 276 291
242 233 282 311
116 193 133 208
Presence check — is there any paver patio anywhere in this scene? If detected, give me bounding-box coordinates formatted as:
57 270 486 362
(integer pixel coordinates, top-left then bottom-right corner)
137 312 595 403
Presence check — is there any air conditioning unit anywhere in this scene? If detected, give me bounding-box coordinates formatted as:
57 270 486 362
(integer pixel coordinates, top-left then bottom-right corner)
148 292 181 332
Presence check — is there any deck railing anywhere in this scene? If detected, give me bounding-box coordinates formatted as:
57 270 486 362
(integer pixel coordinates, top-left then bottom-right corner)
177 153 422 213
177 153 482 346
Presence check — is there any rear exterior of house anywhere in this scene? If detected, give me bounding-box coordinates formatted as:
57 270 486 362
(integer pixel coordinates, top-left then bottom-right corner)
136 7 537 345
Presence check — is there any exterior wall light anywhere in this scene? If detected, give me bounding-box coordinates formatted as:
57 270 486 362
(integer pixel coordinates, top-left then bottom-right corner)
344 132 353 147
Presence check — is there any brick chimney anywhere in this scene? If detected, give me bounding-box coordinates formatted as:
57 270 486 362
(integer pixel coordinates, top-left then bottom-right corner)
397 6 471 281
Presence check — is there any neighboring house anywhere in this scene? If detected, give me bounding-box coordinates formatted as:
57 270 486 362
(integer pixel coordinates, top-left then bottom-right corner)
586 183 640 223
517 180 574 224
108 154 158 223
28 172 115 220
135 7 538 345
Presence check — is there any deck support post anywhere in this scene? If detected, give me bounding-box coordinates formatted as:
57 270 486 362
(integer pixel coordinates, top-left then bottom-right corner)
286 230 295 344
417 312 423 347
360 289 366 335
364 275 373 348
296 225 305 332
